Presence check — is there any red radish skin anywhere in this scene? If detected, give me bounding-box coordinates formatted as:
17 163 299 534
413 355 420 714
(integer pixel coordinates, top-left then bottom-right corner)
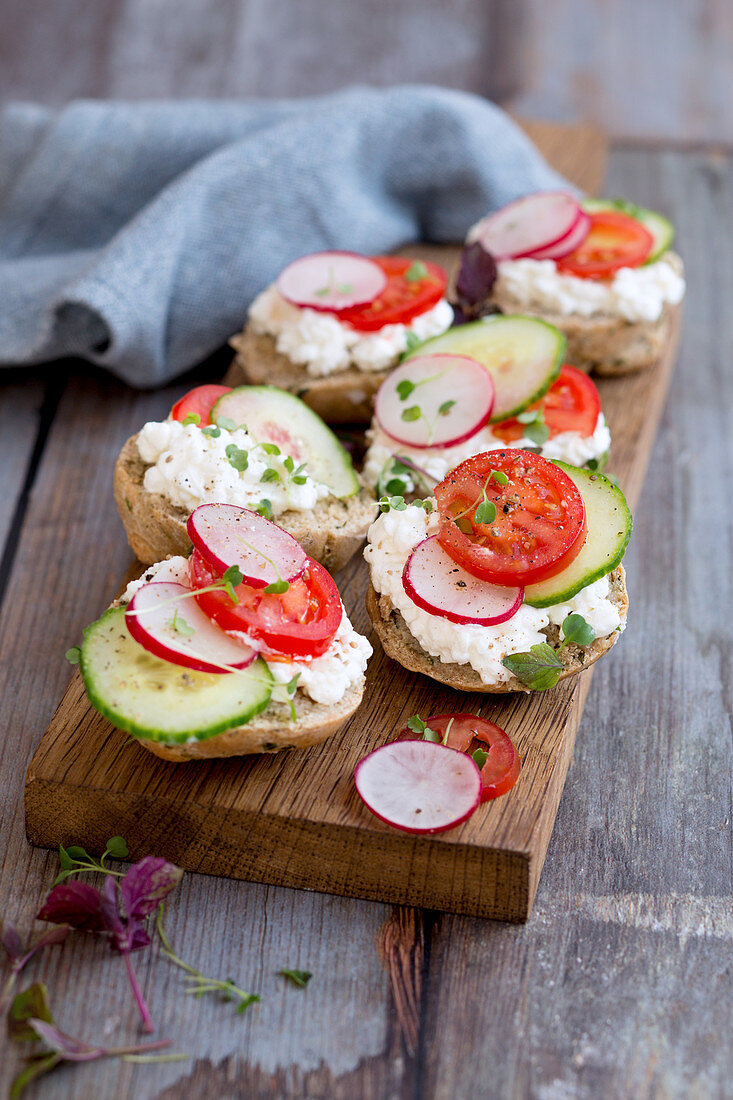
354 740 481 834
402 536 523 625
187 504 307 589
523 210 592 261
277 251 387 312
467 192 582 261
374 353 495 450
126 582 256 674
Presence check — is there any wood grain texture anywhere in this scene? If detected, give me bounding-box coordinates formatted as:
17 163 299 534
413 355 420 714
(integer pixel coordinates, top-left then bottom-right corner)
2 1 731 145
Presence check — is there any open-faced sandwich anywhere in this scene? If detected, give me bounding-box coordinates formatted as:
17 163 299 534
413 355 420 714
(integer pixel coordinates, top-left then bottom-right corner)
361 315 610 498
228 251 454 422
364 449 631 693
77 504 372 761
454 191 685 376
115 382 376 571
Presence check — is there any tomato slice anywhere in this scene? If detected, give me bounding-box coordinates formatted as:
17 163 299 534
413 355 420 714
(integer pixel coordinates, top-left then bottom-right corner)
336 257 447 331
189 549 342 658
171 385 233 426
492 365 601 443
556 211 653 279
435 450 586 586
405 713 521 801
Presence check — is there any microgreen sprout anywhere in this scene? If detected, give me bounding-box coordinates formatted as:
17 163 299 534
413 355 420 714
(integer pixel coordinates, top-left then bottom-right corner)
156 907 260 1016
225 443 249 472
407 714 440 742
65 647 81 665
501 613 596 690
167 610 195 638
215 416 237 432
403 330 421 354
181 412 201 427
279 968 312 988
53 836 130 887
472 747 488 770
314 266 355 299
234 537 291 596
257 499 273 520
404 260 429 282
438 400 456 417
452 467 509 529
201 424 221 438
516 407 549 446
441 717 455 746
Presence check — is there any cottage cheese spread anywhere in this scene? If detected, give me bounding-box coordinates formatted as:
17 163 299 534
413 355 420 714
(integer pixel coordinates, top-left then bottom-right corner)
136 419 332 516
364 506 624 687
121 557 371 706
248 285 454 377
362 415 611 491
495 253 685 322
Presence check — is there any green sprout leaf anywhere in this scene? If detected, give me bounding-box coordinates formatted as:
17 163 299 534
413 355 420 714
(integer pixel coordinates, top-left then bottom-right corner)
181 412 201 427
201 425 221 438
559 612 596 649
65 647 81 665
279 968 312 988
502 642 563 691
438 400 456 417
167 610 195 638
406 714 440 742
472 747 489 771
283 455 294 473
490 469 509 486
405 260 429 282
104 836 129 859
474 500 497 525
401 406 421 423
263 579 290 595
404 331 421 353
523 420 550 446
225 444 249 472
396 379 416 401
8 983 54 1044
260 468 280 483
215 416 237 432
260 442 280 456
257 499 273 520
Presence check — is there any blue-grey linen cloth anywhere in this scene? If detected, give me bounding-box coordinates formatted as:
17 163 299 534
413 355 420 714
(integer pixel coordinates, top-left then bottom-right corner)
0 86 567 388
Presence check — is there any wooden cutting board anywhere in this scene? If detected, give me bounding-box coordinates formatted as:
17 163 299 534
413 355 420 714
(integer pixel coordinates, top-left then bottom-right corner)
25 122 679 922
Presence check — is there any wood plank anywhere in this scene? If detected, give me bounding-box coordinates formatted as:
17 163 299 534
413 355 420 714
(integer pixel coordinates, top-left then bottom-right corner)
0 374 50 567
421 148 733 1100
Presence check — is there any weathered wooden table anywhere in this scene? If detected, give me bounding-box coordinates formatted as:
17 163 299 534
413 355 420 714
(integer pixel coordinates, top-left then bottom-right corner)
1 143 731 1099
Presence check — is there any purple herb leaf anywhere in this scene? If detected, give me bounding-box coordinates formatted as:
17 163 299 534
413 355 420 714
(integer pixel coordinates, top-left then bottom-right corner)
10 1052 62 1099
1 920 24 962
120 857 183 922
33 926 71 952
26 1019 105 1062
8 983 54 1043
455 242 497 307
37 881 106 933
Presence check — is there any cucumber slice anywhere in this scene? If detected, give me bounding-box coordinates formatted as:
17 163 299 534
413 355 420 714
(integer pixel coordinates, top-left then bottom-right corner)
80 608 273 744
582 198 675 264
212 386 359 499
407 315 565 422
524 463 632 608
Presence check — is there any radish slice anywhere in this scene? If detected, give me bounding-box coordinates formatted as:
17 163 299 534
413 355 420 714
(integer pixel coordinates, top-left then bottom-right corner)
277 251 387 312
467 192 582 261
524 210 591 260
187 504 306 589
402 536 523 625
374 354 494 450
126 582 256 674
354 740 481 834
